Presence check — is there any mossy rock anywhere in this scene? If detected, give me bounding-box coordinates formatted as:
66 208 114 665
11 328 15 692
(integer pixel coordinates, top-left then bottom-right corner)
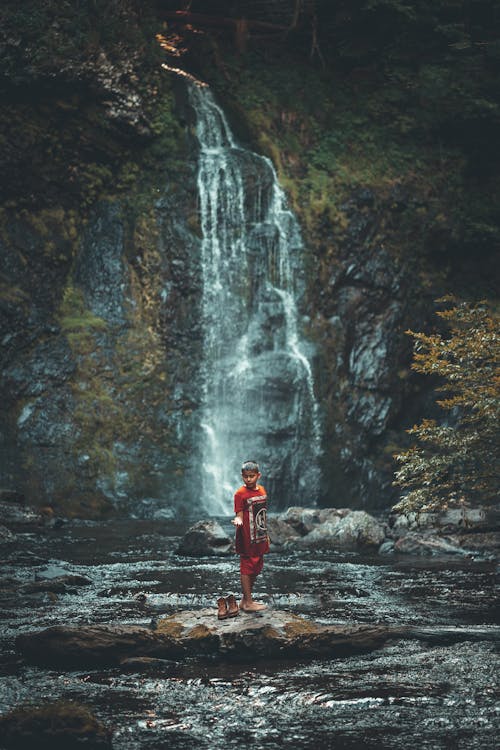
0 701 112 749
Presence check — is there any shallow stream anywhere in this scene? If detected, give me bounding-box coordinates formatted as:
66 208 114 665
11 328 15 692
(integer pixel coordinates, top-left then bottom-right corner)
1 519 499 748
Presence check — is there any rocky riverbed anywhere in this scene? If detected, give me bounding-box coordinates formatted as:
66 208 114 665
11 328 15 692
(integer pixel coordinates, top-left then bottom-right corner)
0 516 499 749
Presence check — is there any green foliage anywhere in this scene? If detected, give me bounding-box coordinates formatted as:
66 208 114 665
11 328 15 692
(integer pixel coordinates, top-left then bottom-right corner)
393 297 500 512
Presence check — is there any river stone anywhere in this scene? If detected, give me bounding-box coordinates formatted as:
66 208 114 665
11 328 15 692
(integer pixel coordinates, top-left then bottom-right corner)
266 516 302 548
300 510 385 549
393 533 475 557
0 700 112 749
16 610 401 667
176 520 232 556
283 507 322 535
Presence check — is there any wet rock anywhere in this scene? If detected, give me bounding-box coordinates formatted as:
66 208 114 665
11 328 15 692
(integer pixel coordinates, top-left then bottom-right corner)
130 498 176 521
0 524 16 543
35 565 92 583
0 501 41 525
176 520 232 556
268 507 386 550
16 624 172 667
119 656 180 674
379 539 396 555
393 533 477 557
22 575 93 594
282 507 322 535
16 610 401 667
267 516 302 548
0 700 112 749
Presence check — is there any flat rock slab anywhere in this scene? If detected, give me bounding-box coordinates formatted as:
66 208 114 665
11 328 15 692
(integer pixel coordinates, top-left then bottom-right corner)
16 609 402 667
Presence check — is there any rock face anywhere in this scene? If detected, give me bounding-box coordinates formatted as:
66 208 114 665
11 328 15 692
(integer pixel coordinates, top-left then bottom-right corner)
1 7 494 516
16 610 400 667
176 520 233 556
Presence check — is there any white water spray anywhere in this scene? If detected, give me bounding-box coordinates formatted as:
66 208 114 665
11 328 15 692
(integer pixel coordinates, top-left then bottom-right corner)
189 82 321 515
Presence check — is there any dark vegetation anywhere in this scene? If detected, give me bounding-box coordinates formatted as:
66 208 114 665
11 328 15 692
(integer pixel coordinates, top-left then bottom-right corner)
394 297 499 513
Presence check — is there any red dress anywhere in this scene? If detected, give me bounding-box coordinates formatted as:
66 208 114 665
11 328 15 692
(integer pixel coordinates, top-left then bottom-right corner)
234 484 270 556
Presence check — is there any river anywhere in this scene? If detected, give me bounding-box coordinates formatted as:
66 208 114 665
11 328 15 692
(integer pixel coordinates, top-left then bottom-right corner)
1 518 498 748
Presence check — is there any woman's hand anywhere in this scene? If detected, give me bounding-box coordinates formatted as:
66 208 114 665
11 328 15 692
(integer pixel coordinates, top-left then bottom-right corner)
231 516 243 526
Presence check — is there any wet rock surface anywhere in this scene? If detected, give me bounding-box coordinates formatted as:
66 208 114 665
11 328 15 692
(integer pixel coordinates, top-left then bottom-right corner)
177 520 233 556
0 519 498 749
16 610 400 667
268 506 386 550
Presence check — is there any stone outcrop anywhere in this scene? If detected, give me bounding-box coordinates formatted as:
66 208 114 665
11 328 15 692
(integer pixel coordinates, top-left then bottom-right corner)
268 506 386 550
16 609 401 667
385 507 500 559
17 609 499 669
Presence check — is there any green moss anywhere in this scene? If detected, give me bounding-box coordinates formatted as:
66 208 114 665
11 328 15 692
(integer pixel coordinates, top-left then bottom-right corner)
59 286 107 333
156 619 185 638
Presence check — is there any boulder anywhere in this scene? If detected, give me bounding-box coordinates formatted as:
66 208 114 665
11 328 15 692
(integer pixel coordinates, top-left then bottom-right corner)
0 700 112 749
119 656 180 674
389 506 499 535
393 533 476 557
176 520 232 556
266 507 386 551
300 510 385 549
35 566 91 583
266 516 301 548
16 609 401 667
283 507 322 535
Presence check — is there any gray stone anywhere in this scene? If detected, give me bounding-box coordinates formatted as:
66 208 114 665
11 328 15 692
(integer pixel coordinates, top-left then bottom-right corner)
300 510 385 549
176 520 232 556
394 533 476 557
283 507 322 535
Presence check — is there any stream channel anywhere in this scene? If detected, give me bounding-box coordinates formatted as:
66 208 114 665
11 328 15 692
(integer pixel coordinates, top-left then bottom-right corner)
1 518 499 749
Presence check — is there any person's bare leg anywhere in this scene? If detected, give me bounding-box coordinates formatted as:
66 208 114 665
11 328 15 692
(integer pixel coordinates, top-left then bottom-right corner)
240 573 266 611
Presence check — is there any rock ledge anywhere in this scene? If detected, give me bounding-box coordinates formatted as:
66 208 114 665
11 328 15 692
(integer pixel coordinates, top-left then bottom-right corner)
16 609 401 667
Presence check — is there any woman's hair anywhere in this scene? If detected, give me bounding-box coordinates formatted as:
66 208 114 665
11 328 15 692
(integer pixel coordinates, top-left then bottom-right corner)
241 460 259 473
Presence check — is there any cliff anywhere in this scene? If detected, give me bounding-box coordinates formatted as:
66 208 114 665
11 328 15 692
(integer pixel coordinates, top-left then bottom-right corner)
1 1 498 515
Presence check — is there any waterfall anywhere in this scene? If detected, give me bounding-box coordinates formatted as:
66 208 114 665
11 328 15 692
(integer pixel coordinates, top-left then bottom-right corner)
189 82 321 515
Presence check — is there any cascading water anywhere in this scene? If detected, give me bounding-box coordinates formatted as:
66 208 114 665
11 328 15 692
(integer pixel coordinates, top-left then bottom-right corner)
189 81 321 515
